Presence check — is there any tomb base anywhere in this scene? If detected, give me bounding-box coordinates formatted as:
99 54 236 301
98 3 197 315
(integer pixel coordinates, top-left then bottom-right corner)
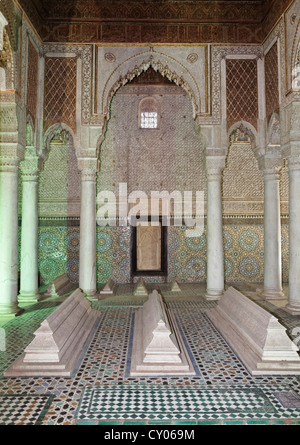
4 289 101 377
130 290 195 376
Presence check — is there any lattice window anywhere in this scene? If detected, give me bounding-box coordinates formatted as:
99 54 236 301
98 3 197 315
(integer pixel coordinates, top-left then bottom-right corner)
26 41 39 124
139 97 159 129
44 57 77 132
226 59 258 130
140 111 158 128
265 43 279 120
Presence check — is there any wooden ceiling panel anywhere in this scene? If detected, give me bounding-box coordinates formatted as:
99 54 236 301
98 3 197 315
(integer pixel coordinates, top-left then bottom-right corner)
16 0 294 43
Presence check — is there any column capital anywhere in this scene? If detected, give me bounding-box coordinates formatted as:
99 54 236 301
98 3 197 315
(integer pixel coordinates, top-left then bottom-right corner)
205 155 226 178
78 157 98 172
0 157 19 173
288 155 300 171
258 156 283 177
20 148 41 180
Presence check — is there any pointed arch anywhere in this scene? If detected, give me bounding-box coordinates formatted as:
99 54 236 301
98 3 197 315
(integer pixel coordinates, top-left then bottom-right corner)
227 121 259 157
100 50 201 121
42 122 78 161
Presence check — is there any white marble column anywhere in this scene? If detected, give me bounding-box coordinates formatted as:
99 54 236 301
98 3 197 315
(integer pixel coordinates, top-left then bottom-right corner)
0 161 21 318
18 150 40 305
260 160 284 299
286 156 300 315
205 155 226 300
79 168 97 296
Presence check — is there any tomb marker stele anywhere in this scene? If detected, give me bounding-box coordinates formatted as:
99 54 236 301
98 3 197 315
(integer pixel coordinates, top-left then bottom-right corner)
44 273 72 297
133 278 148 296
99 278 116 296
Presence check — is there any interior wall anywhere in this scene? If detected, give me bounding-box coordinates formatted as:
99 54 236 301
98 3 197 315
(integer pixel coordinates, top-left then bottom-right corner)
29 70 290 286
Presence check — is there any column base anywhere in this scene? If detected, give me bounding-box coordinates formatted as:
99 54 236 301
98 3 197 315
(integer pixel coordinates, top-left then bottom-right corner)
82 289 97 301
284 303 300 316
18 292 40 306
205 288 224 301
261 288 285 300
0 303 24 322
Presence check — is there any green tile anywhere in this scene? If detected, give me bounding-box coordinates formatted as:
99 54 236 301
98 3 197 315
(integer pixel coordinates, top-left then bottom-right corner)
76 420 99 425
246 420 271 425
270 420 291 425
222 420 246 425
148 420 173 425
172 420 198 425
98 420 124 425
123 420 148 425
197 420 222 425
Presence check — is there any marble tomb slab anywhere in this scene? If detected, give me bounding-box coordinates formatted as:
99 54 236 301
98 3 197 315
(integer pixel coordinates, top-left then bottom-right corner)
207 286 300 375
4 288 101 377
130 289 195 376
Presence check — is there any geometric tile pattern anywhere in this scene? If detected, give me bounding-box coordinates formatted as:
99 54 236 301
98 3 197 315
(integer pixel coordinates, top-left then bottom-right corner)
0 394 55 425
75 385 278 421
35 223 290 285
1 283 300 425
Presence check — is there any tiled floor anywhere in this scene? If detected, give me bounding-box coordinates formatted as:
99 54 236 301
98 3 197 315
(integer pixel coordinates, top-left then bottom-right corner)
0 282 300 425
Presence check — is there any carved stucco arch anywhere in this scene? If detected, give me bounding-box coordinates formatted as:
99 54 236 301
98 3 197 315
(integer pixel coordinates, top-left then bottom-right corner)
42 122 79 167
100 50 201 121
227 121 259 157
267 112 281 147
0 2 18 91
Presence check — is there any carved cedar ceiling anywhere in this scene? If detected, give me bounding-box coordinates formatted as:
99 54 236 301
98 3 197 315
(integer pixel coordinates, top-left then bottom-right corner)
17 0 295 44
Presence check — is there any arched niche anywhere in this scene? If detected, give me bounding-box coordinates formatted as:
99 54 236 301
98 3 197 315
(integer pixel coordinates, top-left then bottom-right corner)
97 66 206 200
223 121 263 214
98 49 202 122
42 122 79 160
227 121 258 155
39 123 80 218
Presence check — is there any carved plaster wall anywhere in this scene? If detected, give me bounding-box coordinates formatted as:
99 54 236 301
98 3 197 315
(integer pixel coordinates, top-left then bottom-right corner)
96 45 207 122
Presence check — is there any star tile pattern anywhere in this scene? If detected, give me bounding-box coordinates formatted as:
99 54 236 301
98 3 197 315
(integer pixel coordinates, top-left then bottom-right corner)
0 283 300 425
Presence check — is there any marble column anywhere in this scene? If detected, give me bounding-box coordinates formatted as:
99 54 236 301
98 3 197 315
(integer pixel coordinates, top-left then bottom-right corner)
18 150 40 305
286 156 300 315
260 159 284 299
79 167 97 297
205 155 226 300
0 160 21 318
